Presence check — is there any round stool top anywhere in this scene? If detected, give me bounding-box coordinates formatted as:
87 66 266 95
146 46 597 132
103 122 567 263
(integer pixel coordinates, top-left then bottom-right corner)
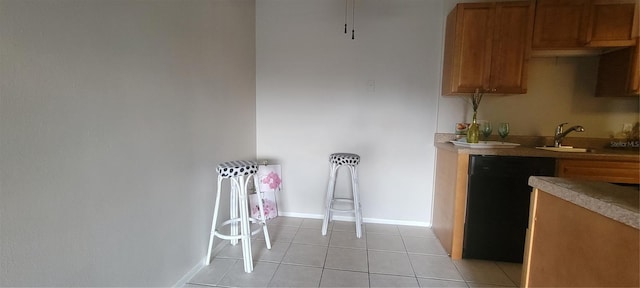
216 160 258 178
329 153 360 166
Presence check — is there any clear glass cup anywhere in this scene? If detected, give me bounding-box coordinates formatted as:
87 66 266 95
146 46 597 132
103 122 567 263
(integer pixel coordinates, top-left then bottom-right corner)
498 122 510 142
480 120 492 140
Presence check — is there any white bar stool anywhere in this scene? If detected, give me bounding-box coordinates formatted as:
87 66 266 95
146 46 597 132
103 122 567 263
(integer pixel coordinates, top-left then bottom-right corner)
205 160 271 273
321 153 362 238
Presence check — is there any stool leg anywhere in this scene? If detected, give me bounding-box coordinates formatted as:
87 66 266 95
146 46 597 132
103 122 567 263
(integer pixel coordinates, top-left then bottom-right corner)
322 163 338 236
206 176 224 265
350 165 362 238
239 175 254 273
253 175 272 250
230 177 239 246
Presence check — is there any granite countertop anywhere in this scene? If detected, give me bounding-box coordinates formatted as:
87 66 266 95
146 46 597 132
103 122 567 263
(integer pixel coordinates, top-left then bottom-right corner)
529 176 639 229
435 142 640 161
434 134 640 161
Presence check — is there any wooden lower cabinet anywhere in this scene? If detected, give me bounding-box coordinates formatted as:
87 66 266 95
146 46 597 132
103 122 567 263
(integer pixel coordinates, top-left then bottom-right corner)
522 189 639 287
432 148 468 259
557 158 640 184
433 147 639 262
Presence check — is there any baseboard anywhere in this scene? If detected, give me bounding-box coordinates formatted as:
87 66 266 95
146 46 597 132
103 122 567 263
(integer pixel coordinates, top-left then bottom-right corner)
173 241 227 288
278 211 324 219
277 211 430 227
173 259 204 288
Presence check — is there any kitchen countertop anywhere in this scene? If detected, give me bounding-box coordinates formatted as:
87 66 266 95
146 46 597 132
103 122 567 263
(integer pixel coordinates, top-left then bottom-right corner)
434 132 640 162
528 176 639 229
435 141 640 161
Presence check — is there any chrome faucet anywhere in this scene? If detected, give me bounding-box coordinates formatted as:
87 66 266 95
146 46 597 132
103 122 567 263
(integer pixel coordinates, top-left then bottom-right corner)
554 122 585 147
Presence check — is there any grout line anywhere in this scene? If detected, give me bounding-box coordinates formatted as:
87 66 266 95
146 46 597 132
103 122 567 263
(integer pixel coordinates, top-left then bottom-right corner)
186 217 520 288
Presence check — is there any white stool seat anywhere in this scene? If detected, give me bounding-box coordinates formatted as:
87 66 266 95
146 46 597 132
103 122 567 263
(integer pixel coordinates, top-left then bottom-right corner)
206 160 271 273
322 153 362 238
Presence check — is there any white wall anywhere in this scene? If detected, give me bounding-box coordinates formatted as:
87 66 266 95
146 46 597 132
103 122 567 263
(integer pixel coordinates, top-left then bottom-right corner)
256 0 442 225
0 0 256 286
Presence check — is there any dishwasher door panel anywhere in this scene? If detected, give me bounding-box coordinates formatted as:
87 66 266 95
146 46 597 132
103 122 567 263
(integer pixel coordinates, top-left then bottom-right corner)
463 155 555 262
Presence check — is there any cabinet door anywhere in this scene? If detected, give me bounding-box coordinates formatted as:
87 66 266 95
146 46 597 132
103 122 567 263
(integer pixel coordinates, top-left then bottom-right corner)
489 2 534 94
523 190 640 287
596 43 640 97
442 2 531 95
442 3 494 95
632 41 640 94
586 0 636 47
556 159 640 184
533 0 590 49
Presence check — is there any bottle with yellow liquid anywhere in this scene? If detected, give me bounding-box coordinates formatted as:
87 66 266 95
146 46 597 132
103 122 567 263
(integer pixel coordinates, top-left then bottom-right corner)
467 111 479 143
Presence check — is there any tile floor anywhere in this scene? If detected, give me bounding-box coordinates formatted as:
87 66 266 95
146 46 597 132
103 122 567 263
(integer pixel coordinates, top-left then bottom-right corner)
186 217 522 288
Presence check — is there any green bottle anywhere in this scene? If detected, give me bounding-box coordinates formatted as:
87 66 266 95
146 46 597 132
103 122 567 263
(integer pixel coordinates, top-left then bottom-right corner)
467 111 479 143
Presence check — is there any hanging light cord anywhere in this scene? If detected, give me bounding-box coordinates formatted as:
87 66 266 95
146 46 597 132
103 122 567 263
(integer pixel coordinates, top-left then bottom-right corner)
343 0 355 39
344 0 348 34
351 0 355 39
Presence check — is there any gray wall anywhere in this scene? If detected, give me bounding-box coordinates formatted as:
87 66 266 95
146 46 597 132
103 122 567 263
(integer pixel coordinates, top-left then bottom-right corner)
256 0 442 225
0 0 256 286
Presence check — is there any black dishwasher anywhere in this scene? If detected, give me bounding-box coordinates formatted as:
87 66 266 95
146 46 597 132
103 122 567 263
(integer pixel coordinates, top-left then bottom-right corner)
463 155 555 263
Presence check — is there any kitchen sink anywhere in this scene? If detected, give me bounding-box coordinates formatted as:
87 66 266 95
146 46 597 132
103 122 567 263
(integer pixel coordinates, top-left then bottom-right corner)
535 146 589 153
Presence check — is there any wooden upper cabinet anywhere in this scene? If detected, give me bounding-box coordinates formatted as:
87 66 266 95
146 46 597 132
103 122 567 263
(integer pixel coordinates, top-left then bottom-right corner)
442 2 534 95
596 41 640 97
587 0 637 47
533 0 638 49
490 3 535 93
533 0 591 49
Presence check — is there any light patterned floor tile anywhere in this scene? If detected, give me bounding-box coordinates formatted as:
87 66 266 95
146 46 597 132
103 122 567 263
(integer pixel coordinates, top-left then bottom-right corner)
366 223 400 235
320 269 370 287
399 226 436 238
293 228 331 246
217 260 279 287
368 250 414 277
496 261 522 287
418 277 469 287
330 230 367 249
281 243 328 267
332 220 365 234
187 218 518 288
403 236 447 255
453 259 516 286
409 254 465 281
268 216 303 228
301 218 331 230
188 258 236 286
369 273 420 287
181 284 209 288
257 224 298 243
252 240 290 263
214 242 244 259
466 282 516 287
325 247 368 272
268 264 323 287
367 233 406 252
